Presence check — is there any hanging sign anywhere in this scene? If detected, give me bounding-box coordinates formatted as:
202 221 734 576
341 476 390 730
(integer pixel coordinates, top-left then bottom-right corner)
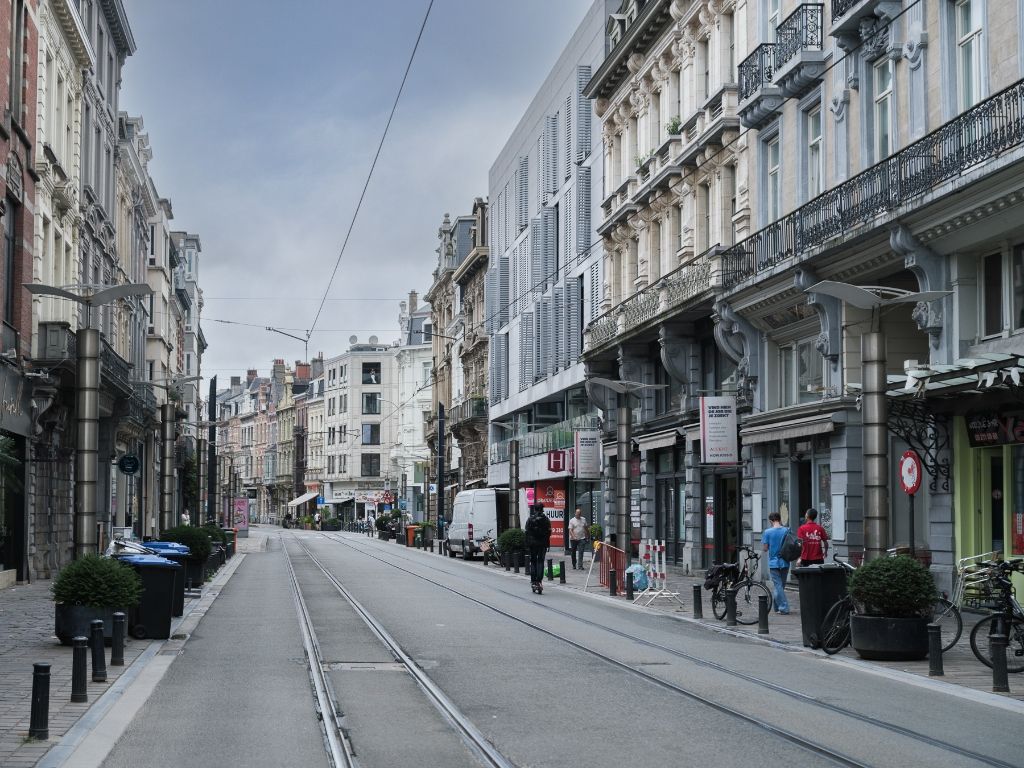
899 450 922 495
118 455 140 475
700 396 738 463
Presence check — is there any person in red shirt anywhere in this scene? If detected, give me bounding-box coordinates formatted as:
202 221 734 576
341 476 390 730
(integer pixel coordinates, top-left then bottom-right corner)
797 508 829 566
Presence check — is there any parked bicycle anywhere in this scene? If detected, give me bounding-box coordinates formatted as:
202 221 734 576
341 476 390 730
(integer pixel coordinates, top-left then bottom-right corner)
704 545 772 625
479 530 502 566
969 558 1024 673
818 551 962 655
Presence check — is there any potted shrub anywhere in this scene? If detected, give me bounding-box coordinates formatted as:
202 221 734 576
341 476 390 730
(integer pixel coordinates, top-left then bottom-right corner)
161 525 213 588
375 514 391 539
52 554 142 644
848 555 937 661
498 527 526 567
322 516 341 531
666 116 682 135
420 522 436 545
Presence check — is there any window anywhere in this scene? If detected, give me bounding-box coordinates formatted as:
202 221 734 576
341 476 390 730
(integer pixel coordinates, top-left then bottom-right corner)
767 0 780 41
4 201 16 324
361 424 380 445
9 0 24 120
421 361 431 385
340 393 348 413
363 392 381 414
806 107 823 199
983 252 1003 336
955 0 983 111
362 362 381 384
361 454 380 477
873 58 893 160
766 136 781 223
779 339 824 406
1013 245 1024 331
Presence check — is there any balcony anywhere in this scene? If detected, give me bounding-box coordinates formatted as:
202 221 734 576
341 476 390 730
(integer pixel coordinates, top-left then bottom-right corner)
449 396 487 428
721 78 1024 290
679 86 741 168
36 322 77 369
830 0 901 41
738 44 783 129
773 4 825 99
101 339 133 397
583 254 714 354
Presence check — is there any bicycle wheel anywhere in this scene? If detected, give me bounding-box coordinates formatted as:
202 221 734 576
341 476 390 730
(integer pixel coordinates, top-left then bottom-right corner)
711 585 727 620
930 597 963 652
819 598 853 655
733 580 773 625
969 614 1024 673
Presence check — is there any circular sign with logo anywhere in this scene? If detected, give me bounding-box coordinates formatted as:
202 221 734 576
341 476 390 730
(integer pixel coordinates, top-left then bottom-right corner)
899 450 922 495
117 454 141 475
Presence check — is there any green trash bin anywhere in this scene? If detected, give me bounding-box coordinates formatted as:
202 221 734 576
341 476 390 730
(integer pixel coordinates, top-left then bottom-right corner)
793 564 848 648
413 528 424 548
222 528 236 558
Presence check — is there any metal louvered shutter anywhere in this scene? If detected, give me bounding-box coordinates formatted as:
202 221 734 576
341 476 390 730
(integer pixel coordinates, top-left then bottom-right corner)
563 192 573 270
517 157 529 232
566 278 581 364
489 334 499 404
564 94 573 182
540 207 557 289
485 266 498 333
543 115 558 200
576 65 592 163
539 295 553 379
496 333 509 401
529 218 542 296
553 285 564 371
576 166 591 256
519 312 534 391
588 261 601 323
497 253 510 328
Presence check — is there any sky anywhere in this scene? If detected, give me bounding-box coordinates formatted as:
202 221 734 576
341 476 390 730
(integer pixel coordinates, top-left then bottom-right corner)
119 0 594 385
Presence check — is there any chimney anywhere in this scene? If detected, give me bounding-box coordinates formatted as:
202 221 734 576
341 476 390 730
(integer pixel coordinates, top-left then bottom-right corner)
311 354 325 379
296 362 310 381
409 290 418 313
246 369 257 386
231 376 241 395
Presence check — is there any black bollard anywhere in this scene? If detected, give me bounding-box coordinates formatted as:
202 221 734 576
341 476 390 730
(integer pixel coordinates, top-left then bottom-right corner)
111 612 125 666
692 585 703 619
546 559 553 581
626 571 635 601
90 619 107 683
928 623 944 676
609 569 618 597
71 636 88 703
514 559 520 574
758 594 770 634
992 633 1010 693
725 587 737 627
559 561 566 584
29 663 50 740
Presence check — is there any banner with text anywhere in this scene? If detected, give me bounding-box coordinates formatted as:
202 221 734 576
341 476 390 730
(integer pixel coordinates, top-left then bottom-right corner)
574 430 602 479
700 396 738 464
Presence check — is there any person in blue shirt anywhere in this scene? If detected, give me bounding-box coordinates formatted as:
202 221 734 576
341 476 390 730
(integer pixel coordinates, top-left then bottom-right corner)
761 511 790 614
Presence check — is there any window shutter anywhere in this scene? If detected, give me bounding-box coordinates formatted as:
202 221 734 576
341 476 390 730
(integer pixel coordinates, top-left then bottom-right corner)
576 65 592 163
576 166 591 256
588 261 601 323
541 207 557 288
530 218 542 296
553 285 564 371
489 334 499 404
543 115 558 200
496 333 509 401
517 156 529 232
485 266 498 334
565 94 573 182
519 311 534 391
497 252 510 328
563 192 573 270
539 294 553 379
504 181 512 254
565 278 581 363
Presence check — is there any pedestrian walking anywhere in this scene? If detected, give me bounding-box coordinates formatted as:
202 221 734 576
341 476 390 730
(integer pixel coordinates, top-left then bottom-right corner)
797 508 828 566
761 511 790 614
567 507 587 570
524 503 551 594
314 511 322 531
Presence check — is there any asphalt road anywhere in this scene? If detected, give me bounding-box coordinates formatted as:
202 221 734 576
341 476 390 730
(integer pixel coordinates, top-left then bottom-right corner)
98 531 1024 768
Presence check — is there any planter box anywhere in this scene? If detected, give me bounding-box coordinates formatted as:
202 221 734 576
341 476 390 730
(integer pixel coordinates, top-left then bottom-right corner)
55 604 127 646
850 615 930 661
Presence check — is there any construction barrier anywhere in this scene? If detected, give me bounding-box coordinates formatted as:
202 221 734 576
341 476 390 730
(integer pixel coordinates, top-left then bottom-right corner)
584 541 626 592
634 539 684 609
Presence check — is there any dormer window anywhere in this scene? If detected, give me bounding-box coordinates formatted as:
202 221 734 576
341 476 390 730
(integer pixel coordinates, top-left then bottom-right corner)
607 14 626 47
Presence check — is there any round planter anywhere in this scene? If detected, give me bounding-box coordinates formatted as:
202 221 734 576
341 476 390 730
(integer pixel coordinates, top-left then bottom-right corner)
850 614 930 661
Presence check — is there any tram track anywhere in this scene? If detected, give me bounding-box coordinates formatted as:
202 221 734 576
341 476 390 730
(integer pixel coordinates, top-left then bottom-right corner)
314 530 1017 768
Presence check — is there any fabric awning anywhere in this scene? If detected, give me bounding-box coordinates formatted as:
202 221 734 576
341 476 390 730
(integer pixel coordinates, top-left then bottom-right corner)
634 428 680 452
740 413 839 445
287 491 319 507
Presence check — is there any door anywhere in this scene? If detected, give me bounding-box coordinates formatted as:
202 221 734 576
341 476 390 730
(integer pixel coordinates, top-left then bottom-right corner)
981 449 1005 554
715 474 739 564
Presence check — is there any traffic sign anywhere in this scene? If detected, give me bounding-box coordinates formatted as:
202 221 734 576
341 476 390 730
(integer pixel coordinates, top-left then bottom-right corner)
899 450 922 495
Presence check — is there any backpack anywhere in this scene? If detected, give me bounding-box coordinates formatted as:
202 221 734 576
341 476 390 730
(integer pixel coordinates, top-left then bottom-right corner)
778 530 803 563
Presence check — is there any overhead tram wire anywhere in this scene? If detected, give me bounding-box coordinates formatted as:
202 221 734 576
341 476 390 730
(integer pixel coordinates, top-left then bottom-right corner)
307 0 435 339
478 0 927 335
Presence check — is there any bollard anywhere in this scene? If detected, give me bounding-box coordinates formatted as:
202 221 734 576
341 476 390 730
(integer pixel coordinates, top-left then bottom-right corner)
626 571 635 601
514 559 520 574
609 569 618 597
991 633 1010 693
111 612 125 666
71 636 88 702
90 619 107 683
559 561 566 584
758 594 769 634
546 559 553 581
29 663 50 740
725 587 737 627
928 623 944 676
692 585 703 619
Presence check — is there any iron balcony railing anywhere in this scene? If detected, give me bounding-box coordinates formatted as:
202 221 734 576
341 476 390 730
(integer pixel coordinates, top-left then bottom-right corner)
101 338 133 396
449 396 488 426
723 78 1024 288
489 414 602 464
775 4 824 69
832 0 861 19
738 43 776 102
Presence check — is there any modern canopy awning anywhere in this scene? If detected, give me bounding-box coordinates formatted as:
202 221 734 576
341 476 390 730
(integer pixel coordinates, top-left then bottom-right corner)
287 491 319 507
740 413 840 445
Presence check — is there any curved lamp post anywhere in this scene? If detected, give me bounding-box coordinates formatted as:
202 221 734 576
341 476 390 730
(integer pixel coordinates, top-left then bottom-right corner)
805 281 950 561
25 282 153 558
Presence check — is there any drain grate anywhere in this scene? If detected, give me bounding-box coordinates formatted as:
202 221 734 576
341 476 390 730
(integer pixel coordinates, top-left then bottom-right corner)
321 661 406 672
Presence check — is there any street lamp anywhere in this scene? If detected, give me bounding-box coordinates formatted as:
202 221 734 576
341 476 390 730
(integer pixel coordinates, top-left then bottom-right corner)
586 377 666 566
25 282 154 558
491 421 543 530
804 281 951 562
265 325 310 363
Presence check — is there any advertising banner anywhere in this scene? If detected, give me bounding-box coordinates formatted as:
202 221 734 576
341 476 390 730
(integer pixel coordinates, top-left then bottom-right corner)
233 498 249 531
700 396 738 464
574 430 602 479
533 479 566 548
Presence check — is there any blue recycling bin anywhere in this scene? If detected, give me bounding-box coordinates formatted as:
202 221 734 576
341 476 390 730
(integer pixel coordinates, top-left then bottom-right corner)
141 543 190 616
116 554 181 639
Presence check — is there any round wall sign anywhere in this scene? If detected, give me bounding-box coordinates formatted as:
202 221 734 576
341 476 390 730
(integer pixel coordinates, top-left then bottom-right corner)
899 450 922 495
117 454 141 475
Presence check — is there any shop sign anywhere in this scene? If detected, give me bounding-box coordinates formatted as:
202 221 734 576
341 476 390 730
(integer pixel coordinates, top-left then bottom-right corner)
117 455 140 475
574 430 602 479
533 480 566 548
965 412 1024 447
700 396 738 464
547 449 567 473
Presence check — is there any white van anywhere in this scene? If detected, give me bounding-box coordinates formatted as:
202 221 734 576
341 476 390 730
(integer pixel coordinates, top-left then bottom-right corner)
445 488 528 559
